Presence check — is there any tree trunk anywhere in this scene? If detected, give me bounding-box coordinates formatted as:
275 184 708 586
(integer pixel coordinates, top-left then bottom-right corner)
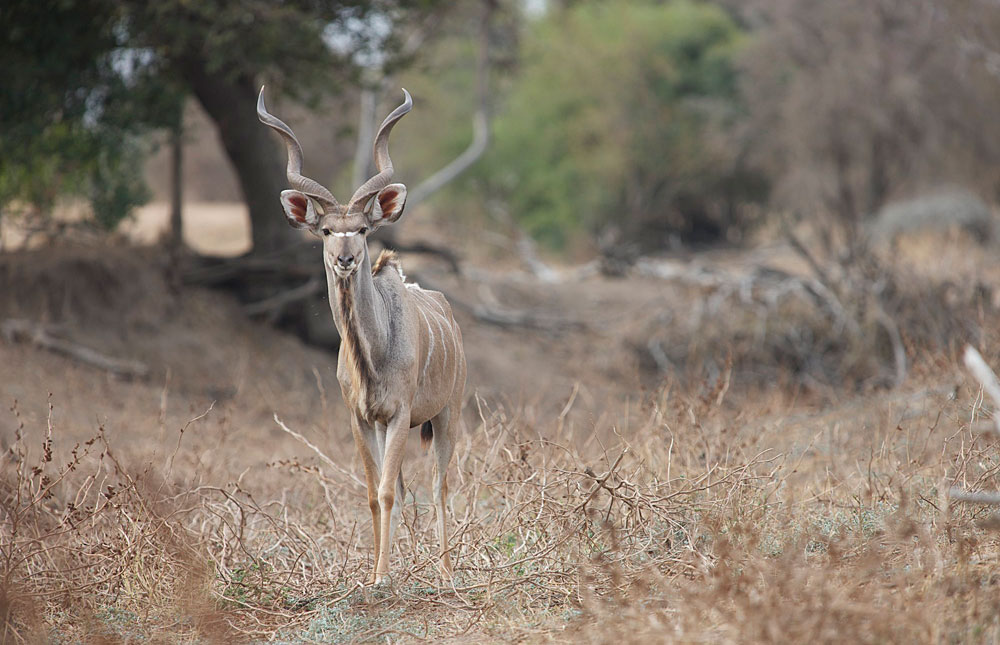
169 122 183 246
179 62 299 256
167 117 184 292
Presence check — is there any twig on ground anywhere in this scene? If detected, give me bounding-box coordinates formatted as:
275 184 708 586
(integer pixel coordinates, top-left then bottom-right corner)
964 346 1000 435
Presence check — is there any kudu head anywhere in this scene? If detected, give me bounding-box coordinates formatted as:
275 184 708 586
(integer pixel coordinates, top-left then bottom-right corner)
257 87 411 279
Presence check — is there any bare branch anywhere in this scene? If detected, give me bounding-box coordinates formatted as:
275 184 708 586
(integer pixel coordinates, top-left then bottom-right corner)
406 112 489 211
1 319 149 379
949 487 1000 506
243 277 323 320
964 345 1000 435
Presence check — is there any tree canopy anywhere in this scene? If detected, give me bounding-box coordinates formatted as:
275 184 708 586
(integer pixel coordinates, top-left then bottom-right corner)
0 1 171 231
4 0 998 257
0 0 439 252
473 1 764 251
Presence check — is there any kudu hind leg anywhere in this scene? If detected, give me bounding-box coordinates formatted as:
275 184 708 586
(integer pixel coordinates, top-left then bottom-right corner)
431 408 456 579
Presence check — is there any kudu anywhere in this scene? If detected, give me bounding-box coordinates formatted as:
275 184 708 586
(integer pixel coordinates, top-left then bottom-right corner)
257 88 467 584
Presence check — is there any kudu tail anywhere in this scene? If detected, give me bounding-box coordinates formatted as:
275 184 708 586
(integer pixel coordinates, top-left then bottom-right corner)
420 421 433 451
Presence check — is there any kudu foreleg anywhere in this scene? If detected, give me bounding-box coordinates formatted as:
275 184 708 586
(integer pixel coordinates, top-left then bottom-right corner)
351 416 383 584
374 409 410 583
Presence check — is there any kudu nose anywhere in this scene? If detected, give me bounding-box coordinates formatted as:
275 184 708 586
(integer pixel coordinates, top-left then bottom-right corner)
337 254 355 268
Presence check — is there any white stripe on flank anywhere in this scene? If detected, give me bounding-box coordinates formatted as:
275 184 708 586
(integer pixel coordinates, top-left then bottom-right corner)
434 314 447 365
419 308 435 381
447 318 458 366
416 289 447 316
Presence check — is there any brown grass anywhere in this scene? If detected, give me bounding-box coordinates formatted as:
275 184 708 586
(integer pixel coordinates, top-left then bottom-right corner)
4 352 1000 643
3 229 1000 642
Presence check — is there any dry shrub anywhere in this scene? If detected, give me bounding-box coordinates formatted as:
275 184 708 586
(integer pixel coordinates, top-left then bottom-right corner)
5 336 1000 642
190 388 780 641
559 345 1000 644
1 376 778 641
0 397 229 643
633 240 997 397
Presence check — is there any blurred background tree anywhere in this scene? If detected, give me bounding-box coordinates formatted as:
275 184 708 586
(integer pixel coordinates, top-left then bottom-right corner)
3 0 998 260
0 0 440 254
0 1 172 239
739 0 1000 253
465 0 767 253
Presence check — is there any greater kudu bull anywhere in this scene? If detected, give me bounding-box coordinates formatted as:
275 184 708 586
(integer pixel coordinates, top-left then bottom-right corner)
258 88 466 584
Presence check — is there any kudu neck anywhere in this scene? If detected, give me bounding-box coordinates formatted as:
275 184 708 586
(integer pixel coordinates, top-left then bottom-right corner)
329 246 389 359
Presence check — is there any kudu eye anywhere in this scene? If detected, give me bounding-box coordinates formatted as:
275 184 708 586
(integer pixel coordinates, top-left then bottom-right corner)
359 227 368 235
322 228 331 236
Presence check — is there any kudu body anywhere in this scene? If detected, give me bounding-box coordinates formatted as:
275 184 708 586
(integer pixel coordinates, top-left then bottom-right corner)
258 88 466 584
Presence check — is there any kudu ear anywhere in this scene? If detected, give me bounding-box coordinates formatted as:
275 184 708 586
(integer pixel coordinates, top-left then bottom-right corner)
369 183 407 228
280 190 321 231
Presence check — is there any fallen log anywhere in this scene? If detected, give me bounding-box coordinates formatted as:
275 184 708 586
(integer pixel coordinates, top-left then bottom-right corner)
243 277 324 321
1 319 149 379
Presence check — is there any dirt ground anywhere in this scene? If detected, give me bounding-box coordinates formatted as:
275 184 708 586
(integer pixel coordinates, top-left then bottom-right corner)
2 204 1000 643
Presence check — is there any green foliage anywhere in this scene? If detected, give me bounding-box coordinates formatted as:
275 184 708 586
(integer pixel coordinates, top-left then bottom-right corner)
0 123 151 231
0 0 438 239
480 0 765 250
120 0 378 103
88 136 153 230
0 0 172 231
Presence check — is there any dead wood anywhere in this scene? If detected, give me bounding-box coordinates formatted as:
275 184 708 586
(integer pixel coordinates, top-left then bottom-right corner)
243 277 324 321
182 231 584 339
948 488 1000 506
423 278 583 333
182 249 318 287
1 318 149 379
466 303 582 331
782 220 907 387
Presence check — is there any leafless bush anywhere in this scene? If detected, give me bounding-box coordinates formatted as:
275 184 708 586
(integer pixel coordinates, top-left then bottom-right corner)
631 240 991 395
1 379 779 641
0 398 226 642
739 0 1000 248
6 336 1000 642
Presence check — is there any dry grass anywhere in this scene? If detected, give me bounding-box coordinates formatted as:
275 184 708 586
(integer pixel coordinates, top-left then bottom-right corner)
4 349 1000 643
3 228 1000 642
